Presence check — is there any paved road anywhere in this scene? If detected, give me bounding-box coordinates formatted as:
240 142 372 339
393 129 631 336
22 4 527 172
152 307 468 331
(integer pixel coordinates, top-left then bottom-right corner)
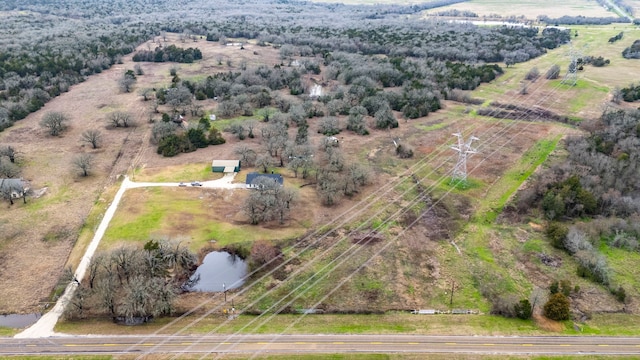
2 334 640 356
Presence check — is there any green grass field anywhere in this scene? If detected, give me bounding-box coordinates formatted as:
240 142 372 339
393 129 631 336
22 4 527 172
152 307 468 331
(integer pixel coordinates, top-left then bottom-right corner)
101 186 308 251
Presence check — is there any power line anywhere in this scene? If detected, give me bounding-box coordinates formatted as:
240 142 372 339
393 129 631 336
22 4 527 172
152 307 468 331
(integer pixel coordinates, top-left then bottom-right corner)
136 49 579 359
450 132 479 184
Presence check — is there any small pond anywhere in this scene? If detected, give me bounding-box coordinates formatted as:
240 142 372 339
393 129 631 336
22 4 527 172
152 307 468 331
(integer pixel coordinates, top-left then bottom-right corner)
185 251 248 292
0 313 41 328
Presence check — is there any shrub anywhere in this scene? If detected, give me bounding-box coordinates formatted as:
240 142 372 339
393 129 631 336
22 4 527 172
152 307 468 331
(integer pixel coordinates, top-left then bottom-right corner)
543 293 570 321
525 67 540 81
396 142 414 158
575 250 610 285
545 222 568 249
514 299 533 320
545 64 561 79
249 240 282 271
611 286 626 303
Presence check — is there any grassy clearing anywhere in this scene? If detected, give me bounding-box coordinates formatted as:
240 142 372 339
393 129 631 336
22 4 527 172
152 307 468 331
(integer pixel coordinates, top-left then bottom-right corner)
133 163 223 182
471 23 640 119
579 313 640 336
211 112 260 132
0 326 18 337
101 184 309 251
442 136 561 312
475 136 560 223
599 244 640 296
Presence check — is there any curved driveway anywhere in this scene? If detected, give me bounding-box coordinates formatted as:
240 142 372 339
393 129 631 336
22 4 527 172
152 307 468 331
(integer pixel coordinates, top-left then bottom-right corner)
15 173 245 339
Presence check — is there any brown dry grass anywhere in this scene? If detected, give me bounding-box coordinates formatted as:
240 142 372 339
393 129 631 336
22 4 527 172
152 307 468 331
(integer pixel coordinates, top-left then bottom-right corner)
0 26 594 318
421 0 614 19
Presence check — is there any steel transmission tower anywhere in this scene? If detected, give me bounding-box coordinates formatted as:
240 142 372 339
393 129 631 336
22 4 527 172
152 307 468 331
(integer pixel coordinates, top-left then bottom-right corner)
562 44 579 86
450 133 479 183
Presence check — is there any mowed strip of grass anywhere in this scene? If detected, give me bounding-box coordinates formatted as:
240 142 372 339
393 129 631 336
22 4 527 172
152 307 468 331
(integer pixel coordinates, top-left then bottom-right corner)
101 186 307 251
56 313 548 336
133 163 223 183
56 311 640 337
475 136 561 223
6 355 640 360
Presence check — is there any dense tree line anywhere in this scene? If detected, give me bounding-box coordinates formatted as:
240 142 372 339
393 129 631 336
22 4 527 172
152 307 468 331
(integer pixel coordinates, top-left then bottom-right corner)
1 0 573 134
132 45 203 63
538 15 630 25
434 9 478 17
517 109 640 219
512 109 640 295
0 10 155 129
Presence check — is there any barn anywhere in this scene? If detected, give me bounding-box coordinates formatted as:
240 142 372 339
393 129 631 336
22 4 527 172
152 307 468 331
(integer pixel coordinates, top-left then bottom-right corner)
211 160 241 173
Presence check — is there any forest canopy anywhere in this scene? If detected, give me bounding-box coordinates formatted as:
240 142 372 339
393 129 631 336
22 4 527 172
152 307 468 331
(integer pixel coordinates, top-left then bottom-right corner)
0 0 570 132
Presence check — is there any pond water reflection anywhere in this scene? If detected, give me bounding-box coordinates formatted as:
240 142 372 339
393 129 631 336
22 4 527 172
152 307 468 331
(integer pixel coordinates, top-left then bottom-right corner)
0 313 41 328
185 251 248 292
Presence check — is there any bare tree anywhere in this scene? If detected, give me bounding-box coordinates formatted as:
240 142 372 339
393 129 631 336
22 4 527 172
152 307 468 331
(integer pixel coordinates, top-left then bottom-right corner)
347 106 369 135
134 64 144 76
249 240 282 270
244 177 296 224
81 129 103 149
107 111 135 128
317 170 341 206
165 86 192 114
40 111 68 136
0 162 21 178
525 67 540 81
140 88 153 101
612 87 623 104
118 70 136 93
151 121 177 143
234 144 257 166
255 153 273 173
0 145 17 163
245 119 258 138
318 116 341 136
73 153 94 177
227 123 246 140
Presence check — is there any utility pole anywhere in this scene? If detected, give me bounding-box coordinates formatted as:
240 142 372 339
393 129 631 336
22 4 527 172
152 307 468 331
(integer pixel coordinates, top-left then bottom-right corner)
450 280 455 306
450 133 479 184
223 283 226 302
